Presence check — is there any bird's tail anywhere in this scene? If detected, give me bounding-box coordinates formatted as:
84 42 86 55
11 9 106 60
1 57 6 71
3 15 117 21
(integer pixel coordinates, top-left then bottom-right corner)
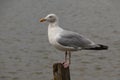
85 44 108 50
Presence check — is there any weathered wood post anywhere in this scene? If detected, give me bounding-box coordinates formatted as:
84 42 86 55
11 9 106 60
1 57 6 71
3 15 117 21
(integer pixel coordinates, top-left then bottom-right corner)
53 63 70 80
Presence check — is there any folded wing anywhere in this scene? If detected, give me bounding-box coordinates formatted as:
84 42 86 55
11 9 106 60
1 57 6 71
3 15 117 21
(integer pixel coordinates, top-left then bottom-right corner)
57 30 96 50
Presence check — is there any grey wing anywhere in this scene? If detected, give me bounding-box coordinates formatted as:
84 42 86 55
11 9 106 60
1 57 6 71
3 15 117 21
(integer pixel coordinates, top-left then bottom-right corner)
57 31 96 49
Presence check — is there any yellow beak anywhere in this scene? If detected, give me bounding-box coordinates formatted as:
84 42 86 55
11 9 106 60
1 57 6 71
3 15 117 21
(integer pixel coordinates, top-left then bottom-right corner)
39 18 46 22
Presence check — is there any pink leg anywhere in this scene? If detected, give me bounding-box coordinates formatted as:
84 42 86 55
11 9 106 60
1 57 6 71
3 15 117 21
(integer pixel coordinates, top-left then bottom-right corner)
62 51 71 68
60 51 67 64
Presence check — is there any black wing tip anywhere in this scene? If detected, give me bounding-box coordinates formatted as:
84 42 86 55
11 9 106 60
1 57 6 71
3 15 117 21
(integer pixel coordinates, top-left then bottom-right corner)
84 44 108 50
97 44 108 50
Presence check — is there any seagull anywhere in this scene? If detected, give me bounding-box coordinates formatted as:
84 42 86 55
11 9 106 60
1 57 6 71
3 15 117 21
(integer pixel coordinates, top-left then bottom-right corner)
39 14 108 68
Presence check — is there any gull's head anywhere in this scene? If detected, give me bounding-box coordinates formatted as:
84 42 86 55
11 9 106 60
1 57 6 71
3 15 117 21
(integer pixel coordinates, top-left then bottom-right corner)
40 14 58 23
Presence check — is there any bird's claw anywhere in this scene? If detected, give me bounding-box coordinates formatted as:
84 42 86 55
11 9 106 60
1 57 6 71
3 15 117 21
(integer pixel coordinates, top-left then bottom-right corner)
60 61 69 68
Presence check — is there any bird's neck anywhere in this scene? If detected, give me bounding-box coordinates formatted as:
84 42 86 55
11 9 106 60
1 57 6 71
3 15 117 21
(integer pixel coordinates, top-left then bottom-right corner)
48 21 59 28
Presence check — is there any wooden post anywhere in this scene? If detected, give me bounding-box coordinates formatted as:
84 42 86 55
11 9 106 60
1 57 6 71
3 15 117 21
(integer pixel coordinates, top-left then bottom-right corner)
53 63 70 80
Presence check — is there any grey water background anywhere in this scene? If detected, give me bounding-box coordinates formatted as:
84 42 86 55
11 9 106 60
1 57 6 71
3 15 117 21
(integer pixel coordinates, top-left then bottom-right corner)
0 0 120 80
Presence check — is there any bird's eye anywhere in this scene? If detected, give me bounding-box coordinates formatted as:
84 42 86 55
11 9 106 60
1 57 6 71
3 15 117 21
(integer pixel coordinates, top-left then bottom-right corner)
49 16 53 18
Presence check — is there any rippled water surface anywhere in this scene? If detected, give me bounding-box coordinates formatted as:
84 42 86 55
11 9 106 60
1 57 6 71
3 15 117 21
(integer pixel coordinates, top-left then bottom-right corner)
0 0 120 80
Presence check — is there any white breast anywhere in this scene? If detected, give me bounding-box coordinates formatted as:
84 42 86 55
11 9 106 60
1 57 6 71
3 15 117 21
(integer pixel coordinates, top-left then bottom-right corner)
48 24 63 46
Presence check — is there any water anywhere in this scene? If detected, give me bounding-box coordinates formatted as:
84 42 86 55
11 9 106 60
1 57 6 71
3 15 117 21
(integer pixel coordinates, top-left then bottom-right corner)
0 0 120 80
